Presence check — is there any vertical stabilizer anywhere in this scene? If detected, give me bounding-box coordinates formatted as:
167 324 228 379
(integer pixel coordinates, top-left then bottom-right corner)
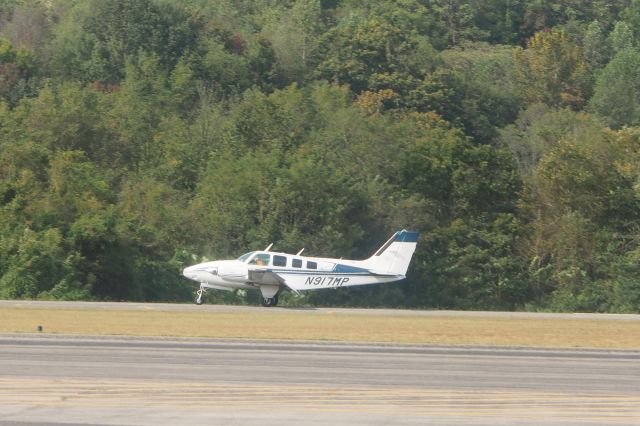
364 230 419 276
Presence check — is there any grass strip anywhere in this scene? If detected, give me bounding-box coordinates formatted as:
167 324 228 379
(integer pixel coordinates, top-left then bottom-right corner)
1 306 639 349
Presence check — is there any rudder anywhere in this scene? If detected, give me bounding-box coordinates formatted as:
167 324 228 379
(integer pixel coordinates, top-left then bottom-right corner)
365 230 419 276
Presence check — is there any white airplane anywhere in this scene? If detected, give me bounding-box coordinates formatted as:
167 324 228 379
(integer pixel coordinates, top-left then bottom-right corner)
183 229 419 307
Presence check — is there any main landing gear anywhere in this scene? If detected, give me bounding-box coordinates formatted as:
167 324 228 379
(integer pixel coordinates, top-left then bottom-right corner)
195 284 280 307
195 284 206 305
261 294 279 307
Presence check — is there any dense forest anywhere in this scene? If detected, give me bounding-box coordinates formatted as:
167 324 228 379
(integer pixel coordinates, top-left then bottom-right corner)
1 0 640 312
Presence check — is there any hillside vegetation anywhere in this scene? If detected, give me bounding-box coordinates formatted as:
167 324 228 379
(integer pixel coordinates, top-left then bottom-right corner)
1 0 640 312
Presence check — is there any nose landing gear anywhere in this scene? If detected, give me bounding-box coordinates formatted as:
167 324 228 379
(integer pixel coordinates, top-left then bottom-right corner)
195 284 207 305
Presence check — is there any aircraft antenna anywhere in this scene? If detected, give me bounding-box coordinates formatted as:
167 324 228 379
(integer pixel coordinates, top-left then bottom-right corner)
264 243 273 252
296 248 305 256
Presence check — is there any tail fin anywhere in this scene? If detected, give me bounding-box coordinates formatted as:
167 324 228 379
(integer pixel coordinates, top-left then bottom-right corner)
364 230 419 276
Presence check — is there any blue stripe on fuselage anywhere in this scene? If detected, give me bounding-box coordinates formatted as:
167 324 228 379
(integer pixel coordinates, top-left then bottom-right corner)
332 264 369 273
263 268 370 275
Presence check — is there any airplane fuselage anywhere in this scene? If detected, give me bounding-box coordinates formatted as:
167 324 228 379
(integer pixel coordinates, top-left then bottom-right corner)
183 230 419 306
183 252 400 291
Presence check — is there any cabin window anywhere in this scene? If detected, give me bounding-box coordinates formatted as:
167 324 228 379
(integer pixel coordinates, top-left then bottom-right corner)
249 253 270 266
307 261 317 269
292 259 302 268
273 255 287 267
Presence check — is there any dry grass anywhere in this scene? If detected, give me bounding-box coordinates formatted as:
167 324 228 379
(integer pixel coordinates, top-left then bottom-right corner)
1 306 639 349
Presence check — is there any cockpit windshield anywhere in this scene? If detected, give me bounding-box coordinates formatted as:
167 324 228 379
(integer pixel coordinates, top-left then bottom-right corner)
237 252 255 263
238 251 271 266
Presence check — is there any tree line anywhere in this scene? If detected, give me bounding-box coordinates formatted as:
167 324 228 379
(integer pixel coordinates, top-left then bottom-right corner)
1 0 640 312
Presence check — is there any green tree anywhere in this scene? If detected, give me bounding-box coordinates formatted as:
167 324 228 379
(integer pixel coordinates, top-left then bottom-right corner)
623 0 640 41
115 176 193 301
500 105 602 175
521 0 621 40
582 20 608 69
0 227 84 299
514 29 590 109
589 48 640 128
315 16 438 95
0 1 51 57
231 84 309 153
50 0 198 83
246 35 280 91
103 53 173 173
260 0 324 83
43 151 112 226
395 117 526 309
608 21 635 53
524 124 640 310
189 152 279 257
439 43 521 142
194 39 251 96
0 36 38 105
22 83 108 162
425 0 488 46
471 0 526 45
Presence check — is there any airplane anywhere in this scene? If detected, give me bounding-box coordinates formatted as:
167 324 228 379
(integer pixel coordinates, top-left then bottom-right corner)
182 229 419 307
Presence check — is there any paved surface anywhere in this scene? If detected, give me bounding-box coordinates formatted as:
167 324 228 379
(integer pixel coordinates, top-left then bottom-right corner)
0 335 639 425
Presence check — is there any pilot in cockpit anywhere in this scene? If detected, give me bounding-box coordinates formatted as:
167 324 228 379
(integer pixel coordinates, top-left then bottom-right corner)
250 254 269 266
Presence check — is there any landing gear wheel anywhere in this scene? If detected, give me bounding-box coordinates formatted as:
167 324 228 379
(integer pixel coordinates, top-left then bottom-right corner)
261 295 278 307
195 286 205 305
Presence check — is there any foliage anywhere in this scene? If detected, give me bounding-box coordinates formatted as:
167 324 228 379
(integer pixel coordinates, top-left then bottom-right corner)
0 36 38 105
589 47 640 129
513 29 590 109
0 0 640 313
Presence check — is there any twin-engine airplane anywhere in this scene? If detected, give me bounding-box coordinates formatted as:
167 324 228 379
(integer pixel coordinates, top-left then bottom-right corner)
183 229 419 307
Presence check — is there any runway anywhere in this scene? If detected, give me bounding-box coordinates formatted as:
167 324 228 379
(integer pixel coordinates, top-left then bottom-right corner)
1 335 639 425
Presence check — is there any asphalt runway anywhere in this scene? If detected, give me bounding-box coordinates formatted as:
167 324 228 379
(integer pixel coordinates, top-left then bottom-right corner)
0 335 639 425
